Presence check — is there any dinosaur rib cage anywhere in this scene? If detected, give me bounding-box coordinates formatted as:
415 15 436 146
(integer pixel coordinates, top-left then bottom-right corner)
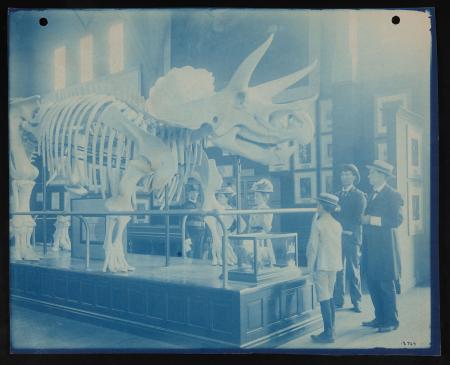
35 95 206 206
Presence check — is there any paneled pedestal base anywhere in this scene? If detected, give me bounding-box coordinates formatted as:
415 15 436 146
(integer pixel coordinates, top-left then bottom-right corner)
10 252 320 348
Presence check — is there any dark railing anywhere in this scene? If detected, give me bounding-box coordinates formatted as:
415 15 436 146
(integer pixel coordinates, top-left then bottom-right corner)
11 207 315 288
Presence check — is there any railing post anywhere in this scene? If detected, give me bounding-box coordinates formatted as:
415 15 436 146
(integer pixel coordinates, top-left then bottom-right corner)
165 185 170 267
214 214 228 289
181 215 188 258
235 156 241 233
32 215 37 248
78 216 91 270
42 167 47 256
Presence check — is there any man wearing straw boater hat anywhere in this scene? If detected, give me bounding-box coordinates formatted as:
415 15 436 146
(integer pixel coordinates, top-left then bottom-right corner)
307 193 343 343
333 164 367 313
361 160 404 333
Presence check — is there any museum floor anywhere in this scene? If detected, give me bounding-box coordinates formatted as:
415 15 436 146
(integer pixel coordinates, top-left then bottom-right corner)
10 286 431 352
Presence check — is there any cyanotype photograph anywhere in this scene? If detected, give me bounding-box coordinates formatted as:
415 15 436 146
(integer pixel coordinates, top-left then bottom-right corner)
8 8 438 354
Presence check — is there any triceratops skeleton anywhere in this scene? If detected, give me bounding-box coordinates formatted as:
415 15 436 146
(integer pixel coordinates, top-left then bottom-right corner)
10 34 316 272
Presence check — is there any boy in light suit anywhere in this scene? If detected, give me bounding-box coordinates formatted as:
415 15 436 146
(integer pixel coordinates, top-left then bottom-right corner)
307 193 343 343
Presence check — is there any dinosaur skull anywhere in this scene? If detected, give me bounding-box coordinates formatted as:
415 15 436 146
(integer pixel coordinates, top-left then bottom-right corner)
146 34 316 166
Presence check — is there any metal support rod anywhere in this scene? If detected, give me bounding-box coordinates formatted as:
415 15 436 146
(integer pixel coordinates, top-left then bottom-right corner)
165 185 170 267
181 215 188 258
235 156 241 233
32 226 36 248
11 207 316 218
294 234 298 267
42 165 47 255
215 215 228 289
78 216 91 270
253 239 258 276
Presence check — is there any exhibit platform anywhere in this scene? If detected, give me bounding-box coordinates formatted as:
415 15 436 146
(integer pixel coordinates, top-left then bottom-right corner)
10 251 320 348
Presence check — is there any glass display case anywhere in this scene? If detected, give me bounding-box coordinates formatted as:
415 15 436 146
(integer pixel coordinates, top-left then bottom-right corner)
228 232 300 283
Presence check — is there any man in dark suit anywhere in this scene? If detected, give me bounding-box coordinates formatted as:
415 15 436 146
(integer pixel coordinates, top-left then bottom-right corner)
361 160 403 333
333 164 367 313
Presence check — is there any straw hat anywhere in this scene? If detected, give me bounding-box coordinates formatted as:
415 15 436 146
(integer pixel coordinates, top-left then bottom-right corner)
250 178 274 193
366 160 395 177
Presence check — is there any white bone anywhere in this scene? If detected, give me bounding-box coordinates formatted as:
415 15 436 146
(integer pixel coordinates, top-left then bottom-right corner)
107 129 117 195
99 124 108 198
227 34 274 91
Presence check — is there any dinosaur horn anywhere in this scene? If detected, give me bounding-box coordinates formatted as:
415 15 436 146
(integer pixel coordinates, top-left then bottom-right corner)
227 34 274 91
252 60 318 99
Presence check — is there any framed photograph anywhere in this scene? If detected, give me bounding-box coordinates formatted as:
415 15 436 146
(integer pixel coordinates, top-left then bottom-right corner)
375 140 389 161
133 197 150 224
374 93 409 136
36 192 43 203
50 191 61 210
320 134 333 167
320 169 334 194
407 181 423 235
241 168 255 177
293 139 317 170
407 125 423 178
294 171 317 204
319 99 333 133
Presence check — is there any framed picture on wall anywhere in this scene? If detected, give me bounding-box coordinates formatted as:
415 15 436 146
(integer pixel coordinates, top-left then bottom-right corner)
407 125 423 179
376 140 389 162
294 171 317 204
407 181 423 235
133 197 151 224
50 191 61 210
293 139 317 170
320 169 334 194
374 93 408 136
36 192 43 203
320 134 333 167
319 99 333 133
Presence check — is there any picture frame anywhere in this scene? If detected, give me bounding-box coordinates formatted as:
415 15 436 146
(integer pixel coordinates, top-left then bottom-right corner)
36 192 43 203
407 181 423 235
320 169 334 194
374 93 408 136
293 139 317 170
407 124 423 179
50 191 61 210
375 140 389 162
294 171 317 204
320 134 333 167
133 196 151 224
319 99 333 133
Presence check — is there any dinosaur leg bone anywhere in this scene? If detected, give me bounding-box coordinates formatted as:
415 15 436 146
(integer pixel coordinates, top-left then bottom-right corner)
11 180 39 261
52 216 71 251
103 159 151 272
